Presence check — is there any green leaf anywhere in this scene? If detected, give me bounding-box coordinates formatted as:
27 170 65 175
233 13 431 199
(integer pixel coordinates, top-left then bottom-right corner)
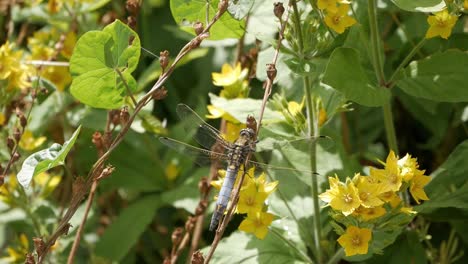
396 50 468 102
322 48 390 107
170 0 245 40
227 0 254 20
70 20 141 109
366 231 427 264
204 231 309 264
137 48 209 91
17 126 82 188
95 195 160 261
415 140 468 219
391 0 445 12
209 93 284 124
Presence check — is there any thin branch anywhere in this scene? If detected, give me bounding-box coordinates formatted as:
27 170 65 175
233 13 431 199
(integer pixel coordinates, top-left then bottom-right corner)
115 68 138 106
35 3 229 263
204 2 292 263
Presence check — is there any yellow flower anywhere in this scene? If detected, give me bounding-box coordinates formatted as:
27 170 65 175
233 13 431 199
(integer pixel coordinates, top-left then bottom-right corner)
353 174 387 208
1 234 29 263
409 170 430 204
465 0 468 10
318 108 327 127
237 182 268 214
397 153 419 182
320 176 361 215
318 0 338 12
41 65 72 91
319 175 341 203
0 112 6 125
164 160 180 181
370 151 402 192
337 226 372 256
353 206 386 221
61 31 77 59
385 192 402 208
238 211 275 239
0 41 32 90
34 172 61 198
0 175 18 205
19 130 47 151
425 10 458 39
211 63 249 99
400 206 417 215
254 172 278 195
324 4 357 34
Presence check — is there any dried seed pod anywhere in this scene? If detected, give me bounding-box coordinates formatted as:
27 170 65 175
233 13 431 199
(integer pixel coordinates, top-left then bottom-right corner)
7 137 15 151
11 152 20 163
191 250 205 264
198 177 209 194
33 237 45 255
13 127 21 142
20 115 27 128
274 2 285 19
159 50 170 71
152 86 168 100
194 21 204 35
171 227 184 246
195 200 208 216
266 63 277 81
120 106 129 125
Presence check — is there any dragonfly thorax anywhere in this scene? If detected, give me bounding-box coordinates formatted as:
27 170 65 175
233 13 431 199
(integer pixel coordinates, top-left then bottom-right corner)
227 128 256 169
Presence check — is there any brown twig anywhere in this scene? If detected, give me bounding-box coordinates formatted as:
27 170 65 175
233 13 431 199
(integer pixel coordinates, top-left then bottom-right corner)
203 2 291 263
35 2 229 262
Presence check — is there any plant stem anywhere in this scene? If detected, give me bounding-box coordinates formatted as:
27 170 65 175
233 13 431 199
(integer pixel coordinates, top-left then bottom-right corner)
387 38 426 88
382 102 398 153
326 248 344 264
291 2 322 263
367 0 386 84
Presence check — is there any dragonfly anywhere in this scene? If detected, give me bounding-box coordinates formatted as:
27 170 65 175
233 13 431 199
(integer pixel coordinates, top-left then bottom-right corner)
159 104 332 231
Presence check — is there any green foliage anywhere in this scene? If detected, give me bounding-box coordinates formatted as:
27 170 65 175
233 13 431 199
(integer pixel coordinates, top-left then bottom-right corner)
322 48 390 107
17 126 81 188
70 20 141 109
1 0 468 263
170 0 245 40
397 50 468 102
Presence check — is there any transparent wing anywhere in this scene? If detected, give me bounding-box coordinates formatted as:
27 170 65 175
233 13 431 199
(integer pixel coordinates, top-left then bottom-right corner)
159 137 229 166
256 135 335 152
176 104 232 150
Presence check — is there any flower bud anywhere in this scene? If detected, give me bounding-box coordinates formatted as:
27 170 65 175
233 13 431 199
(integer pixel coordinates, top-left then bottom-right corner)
20 115 27 128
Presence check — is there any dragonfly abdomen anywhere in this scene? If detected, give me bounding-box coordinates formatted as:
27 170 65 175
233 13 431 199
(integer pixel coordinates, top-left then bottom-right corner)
209 166 238 231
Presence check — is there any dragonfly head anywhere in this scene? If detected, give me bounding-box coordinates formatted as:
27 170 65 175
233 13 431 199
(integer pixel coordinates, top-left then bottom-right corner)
239 128 256 141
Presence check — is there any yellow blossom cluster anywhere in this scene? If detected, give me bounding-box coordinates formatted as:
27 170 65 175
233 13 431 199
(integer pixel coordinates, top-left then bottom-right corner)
318 0 357 34
319 151 430 256
211 167 278 239
27 29 75 91
0 41 33 91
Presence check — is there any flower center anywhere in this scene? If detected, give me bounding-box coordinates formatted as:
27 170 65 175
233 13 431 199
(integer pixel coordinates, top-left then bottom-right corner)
344 194 353 204
246 197 254 206
352 236 361 246
360 192 369 201
333 15 342 25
